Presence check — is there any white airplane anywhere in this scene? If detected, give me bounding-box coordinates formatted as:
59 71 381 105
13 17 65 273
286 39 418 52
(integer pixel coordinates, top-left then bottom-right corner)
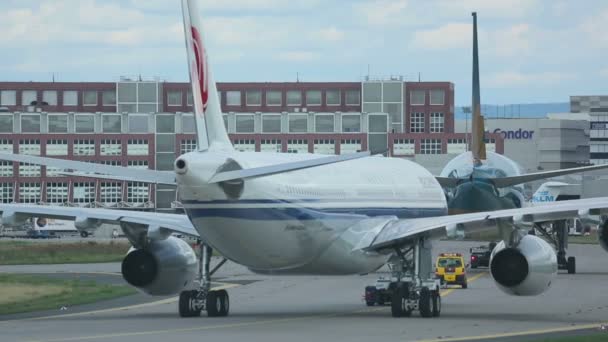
2 0 608 319
530 182 571 205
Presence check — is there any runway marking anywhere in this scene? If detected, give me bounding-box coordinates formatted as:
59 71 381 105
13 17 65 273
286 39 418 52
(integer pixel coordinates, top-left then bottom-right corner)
0 282 239 324
418 322 608 342
439 272 486 297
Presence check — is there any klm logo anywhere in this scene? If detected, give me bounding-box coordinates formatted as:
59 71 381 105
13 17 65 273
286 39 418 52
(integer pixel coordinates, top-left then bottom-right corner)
533 191 554 203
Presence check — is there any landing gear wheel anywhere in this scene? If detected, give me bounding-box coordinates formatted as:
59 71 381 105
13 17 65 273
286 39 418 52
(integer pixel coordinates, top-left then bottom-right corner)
432 290 441 317
80 231 88 238
206 290 229 317
419 287 433 318
462 282 468 289
179 290 201 317
567 256 576 274
391 283 412 318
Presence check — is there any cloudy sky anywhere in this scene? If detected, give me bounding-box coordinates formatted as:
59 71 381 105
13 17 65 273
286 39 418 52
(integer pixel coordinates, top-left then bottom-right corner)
1 0 608 105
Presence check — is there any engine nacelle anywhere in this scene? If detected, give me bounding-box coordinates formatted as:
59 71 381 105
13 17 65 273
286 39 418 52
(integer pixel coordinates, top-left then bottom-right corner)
121 236 197 295
598 218 608 253
490 235 557 296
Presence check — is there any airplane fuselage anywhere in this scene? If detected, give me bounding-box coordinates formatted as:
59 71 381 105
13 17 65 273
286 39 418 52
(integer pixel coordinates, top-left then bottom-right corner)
176 150 447 275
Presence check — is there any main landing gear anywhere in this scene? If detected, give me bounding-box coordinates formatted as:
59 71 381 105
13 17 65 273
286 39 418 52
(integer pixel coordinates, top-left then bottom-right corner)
179 241 230 317
531 220 575 274
365 237 442 318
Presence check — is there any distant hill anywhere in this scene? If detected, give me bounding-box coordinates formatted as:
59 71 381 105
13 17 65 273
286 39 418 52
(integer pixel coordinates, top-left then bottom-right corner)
454 102 569 119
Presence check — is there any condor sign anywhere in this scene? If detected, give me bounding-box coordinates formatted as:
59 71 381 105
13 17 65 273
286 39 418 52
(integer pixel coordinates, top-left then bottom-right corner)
492 128 534 140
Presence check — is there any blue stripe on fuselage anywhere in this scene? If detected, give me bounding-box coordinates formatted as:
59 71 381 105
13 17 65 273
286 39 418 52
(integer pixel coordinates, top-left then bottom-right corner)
185 206 447 221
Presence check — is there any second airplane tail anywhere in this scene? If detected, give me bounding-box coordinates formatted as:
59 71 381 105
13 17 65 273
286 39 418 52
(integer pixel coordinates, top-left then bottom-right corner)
181 0 233 152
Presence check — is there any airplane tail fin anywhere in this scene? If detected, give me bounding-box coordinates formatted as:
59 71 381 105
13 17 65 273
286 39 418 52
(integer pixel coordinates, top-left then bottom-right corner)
470 12 486 165
181 0 232 152
531 182 570 204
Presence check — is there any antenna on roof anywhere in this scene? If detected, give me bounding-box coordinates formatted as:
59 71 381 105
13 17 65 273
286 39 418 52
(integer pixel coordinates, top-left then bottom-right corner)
52 73 55 83
418 72 421 82
296 72 299 83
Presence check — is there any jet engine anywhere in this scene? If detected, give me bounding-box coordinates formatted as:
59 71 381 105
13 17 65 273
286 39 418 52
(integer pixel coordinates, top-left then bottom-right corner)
598 218 608 253
489 234 557 296
121 236 197 295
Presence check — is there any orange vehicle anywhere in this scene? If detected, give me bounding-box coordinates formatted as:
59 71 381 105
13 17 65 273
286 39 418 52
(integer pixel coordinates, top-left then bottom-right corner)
435 253 468 288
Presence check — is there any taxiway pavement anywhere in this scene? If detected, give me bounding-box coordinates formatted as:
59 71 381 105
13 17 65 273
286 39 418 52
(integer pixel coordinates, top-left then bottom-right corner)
2 240 608 342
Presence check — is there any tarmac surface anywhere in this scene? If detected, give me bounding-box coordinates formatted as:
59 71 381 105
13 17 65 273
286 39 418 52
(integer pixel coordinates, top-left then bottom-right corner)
2 240 608 342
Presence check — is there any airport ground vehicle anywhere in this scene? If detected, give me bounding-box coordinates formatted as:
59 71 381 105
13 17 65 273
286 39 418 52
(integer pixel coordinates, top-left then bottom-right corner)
435 253 468 288
470 242 496 268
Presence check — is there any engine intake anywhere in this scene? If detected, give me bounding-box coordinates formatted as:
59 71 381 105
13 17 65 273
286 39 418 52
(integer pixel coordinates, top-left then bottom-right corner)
121 236 197 295
490 234 557 296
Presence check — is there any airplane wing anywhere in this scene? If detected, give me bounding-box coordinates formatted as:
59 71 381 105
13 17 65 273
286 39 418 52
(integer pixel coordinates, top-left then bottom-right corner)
0 153 176 185
365 197 608 251
0 204 197 247
492 164 608 189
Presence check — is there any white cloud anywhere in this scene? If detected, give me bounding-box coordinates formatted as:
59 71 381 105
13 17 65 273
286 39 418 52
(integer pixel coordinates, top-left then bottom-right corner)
491 24 530 57
353 0 409 27
435 0 539 18
411 23 470 50
486 71 575 88
312 27 345 43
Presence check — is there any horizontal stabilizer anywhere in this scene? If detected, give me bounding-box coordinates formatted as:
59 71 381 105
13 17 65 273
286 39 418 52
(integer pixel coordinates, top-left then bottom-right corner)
208 151 372 184
0 153 176 185
492 164 608 189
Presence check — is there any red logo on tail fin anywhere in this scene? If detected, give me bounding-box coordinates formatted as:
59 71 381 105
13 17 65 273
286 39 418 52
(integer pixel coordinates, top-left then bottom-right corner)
191 27 208 111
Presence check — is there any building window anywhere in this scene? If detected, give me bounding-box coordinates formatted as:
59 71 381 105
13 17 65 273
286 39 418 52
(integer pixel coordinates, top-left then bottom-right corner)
0 183 13 203
19 183 40 203
19 163 41 177
48 114 68 133
21 114 40 133
74 139 95 156
186 91 193 106
182 114 195 133
410 90 425 105
420 139 441 154
42 91 57 105
233 139 256 152
306 90 321 106
63 91 78 106
430 90 445 105
156 115 175 133
235 115 255 133
128 114 148 133
340 139 362 154
102 114 122 133
266 91 282 106
346 90 361 105
315 115 334 133
0 90 16 106
180 139 197 154
287 91 302 106
260 139 282 152
326 90 341 106
127 182 148 203
46 167 64 177
246 91 262 106
0 115 13 133
167 91 182 106
0 139 12 153
22 90 36 106
410 112 425 133
46 182 68 203
83 90 98 106
46 139 68 156
447 138 467 154
100 139 122 156
430 112 444 133
287 139 308 153
0 161 13 177
262 115 281 133
75 114 95 133
226 91 241 106
73 182 95 204
393 139 415 155
100 182 122 204
127 160 148 169
102 90 116 105
19 139 40 155
342 114 361 132
156 135 175 153
289 114 308 133
127 139 149 155
313 139 335 155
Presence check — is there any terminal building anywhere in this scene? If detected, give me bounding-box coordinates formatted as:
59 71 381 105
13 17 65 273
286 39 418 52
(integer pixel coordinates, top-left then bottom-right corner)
0 78 504 210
